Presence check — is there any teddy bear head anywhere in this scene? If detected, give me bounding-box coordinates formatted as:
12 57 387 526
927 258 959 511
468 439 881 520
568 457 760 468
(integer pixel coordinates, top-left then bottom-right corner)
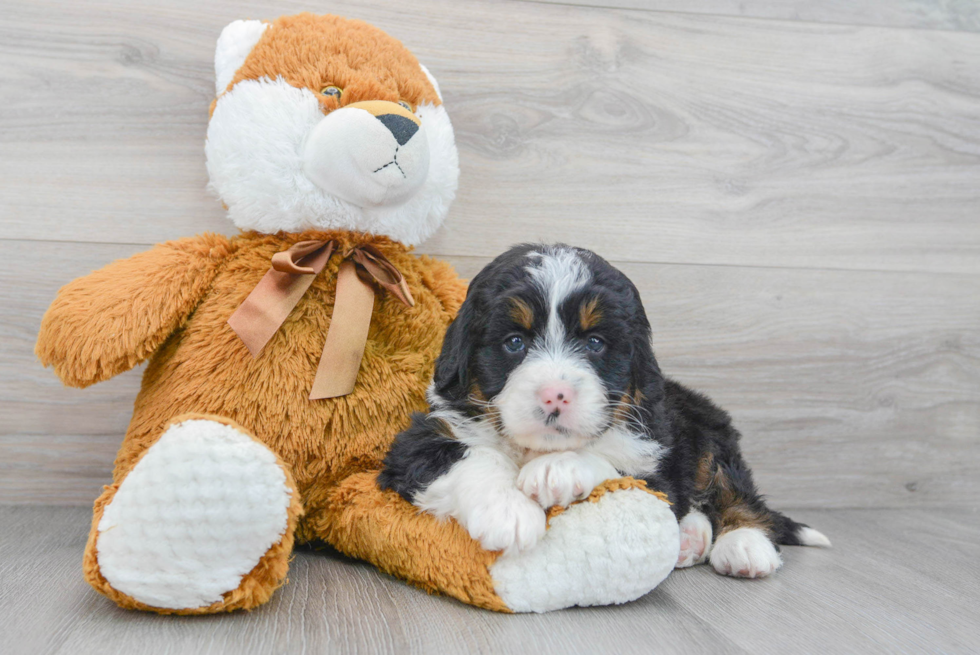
205 13 459 246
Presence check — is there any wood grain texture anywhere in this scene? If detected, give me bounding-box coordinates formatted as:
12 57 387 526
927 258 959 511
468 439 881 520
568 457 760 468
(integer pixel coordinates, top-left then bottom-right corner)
4 243 978 508
527 0 980 33
1 505 978 655
1 0 979 273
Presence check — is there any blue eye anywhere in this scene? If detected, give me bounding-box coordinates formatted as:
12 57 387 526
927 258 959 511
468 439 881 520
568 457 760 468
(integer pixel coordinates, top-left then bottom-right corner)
504 335 526 353
321 85 343 98
585 336 605 353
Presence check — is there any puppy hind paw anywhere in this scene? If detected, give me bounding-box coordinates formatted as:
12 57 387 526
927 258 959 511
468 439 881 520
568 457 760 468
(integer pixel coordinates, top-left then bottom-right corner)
709 527 782 579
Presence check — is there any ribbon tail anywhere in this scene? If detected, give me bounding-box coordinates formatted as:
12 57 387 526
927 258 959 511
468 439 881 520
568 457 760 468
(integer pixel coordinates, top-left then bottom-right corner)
229 240 335 358
310 260 376 400
229 269 318 358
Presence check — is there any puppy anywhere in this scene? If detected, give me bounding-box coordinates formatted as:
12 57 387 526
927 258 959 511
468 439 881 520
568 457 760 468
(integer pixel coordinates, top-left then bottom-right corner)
380 244 830 577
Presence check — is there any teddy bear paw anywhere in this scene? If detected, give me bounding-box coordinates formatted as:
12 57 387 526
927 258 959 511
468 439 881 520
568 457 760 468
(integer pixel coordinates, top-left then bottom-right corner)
94 418 295 610
490 482 679 612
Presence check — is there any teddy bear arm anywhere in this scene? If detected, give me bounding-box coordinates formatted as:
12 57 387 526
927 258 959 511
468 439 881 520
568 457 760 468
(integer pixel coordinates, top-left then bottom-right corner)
36 233 234 388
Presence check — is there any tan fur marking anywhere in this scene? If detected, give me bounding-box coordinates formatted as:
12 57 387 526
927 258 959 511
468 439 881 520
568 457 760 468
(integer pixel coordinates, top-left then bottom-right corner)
694 452 715 492
509 298 534 330
710 466 775 538
579 297 602 331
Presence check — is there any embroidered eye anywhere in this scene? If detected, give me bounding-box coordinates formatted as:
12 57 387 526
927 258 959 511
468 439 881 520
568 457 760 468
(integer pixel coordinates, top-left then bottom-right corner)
321 85 343 99
398 100 414 112
504 335 526 353
585 336 605 353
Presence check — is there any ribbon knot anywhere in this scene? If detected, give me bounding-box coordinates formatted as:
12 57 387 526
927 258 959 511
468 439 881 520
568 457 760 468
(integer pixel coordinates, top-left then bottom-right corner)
228 240 414 400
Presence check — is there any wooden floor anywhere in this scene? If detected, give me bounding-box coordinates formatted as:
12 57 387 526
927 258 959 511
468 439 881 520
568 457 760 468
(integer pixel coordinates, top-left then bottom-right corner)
2 505 977 655
1 0 979 653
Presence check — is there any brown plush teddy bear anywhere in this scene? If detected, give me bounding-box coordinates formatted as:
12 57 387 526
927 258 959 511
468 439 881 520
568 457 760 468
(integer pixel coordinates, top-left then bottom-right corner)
35 13 678 615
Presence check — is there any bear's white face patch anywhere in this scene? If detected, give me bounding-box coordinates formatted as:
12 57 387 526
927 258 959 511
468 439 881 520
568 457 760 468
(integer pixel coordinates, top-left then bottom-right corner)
205 75 458 245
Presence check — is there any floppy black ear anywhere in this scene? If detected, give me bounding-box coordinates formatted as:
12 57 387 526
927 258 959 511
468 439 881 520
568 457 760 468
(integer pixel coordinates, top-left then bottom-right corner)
624 282 665 404
433 294 479 401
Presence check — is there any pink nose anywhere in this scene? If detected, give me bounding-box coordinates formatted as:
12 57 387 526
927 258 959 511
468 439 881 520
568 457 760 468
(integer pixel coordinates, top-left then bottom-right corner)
537 383 576 410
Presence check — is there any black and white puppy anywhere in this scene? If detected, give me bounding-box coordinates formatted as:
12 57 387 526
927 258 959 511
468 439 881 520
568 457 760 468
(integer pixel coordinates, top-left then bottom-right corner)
380 244 830 577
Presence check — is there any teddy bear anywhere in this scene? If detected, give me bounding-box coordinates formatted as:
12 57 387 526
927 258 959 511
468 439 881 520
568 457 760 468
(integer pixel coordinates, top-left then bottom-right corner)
35 12 679 614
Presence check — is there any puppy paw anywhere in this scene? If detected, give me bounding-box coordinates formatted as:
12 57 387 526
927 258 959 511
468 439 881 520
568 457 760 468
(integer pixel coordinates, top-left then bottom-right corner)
709 527 782 578
517 451 608 509
676 510 713 568
464 490 547 555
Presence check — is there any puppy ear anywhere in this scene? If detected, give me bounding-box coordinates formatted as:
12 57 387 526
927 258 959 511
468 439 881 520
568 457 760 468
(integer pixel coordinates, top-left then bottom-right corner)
433 296 477 401
625 284 665 402
214 20 269 95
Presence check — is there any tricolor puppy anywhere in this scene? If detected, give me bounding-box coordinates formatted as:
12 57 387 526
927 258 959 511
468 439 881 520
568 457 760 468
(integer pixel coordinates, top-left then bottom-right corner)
380 244 830 577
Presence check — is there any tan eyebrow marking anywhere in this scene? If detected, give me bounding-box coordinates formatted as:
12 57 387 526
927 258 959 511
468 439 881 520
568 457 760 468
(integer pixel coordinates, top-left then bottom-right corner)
579 296 602 331
509 297 534 330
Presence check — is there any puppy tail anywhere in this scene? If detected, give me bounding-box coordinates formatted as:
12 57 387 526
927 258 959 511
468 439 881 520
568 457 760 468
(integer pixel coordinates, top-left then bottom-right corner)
771 511 832 548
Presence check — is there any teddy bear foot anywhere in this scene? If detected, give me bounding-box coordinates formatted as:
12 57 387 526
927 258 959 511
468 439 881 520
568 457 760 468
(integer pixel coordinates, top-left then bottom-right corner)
489 479 680 613
85 416 302 613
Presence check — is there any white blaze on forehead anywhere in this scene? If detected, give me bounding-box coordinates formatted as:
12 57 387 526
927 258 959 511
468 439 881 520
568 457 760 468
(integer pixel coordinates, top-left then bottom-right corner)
493 247 606 449
525 247 591 353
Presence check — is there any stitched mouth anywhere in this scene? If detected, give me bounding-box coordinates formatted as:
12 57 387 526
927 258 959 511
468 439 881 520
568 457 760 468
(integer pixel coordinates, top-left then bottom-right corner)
372 146 407 178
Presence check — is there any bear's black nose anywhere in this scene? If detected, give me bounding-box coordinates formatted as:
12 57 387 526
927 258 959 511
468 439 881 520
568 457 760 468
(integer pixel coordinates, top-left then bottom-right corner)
375 113 419 146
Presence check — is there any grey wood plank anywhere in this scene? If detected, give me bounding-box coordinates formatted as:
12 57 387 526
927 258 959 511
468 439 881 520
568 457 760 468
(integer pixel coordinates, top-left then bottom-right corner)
3 242 978 508
1 506 978 655
1 0 979 274
526 0 980 33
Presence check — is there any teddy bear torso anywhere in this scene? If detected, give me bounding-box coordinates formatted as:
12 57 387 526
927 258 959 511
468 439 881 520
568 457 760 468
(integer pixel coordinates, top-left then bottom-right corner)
114 230 466 541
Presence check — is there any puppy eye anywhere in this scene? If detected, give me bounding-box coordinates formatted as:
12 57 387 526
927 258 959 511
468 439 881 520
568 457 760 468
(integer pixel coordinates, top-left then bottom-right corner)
503 335 526 353
321 85 343 99
585 336 605 353
398 100 414 112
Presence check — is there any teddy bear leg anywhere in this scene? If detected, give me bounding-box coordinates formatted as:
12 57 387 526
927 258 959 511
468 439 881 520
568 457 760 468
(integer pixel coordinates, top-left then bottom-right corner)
83 415 303 614
315 473 679 613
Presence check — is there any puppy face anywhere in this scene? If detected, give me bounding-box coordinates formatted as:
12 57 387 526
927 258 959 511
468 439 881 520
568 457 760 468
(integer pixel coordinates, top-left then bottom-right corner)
432 245 663 451
205 14 459 245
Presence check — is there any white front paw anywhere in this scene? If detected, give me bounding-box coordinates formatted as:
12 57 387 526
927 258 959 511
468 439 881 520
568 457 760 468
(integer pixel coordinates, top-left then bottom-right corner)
517 452 603 509
677 510 713 568
463 491 547 555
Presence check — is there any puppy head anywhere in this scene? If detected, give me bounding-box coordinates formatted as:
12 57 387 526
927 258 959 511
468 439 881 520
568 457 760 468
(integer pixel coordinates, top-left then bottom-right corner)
432 244 663 451
205 14 459 245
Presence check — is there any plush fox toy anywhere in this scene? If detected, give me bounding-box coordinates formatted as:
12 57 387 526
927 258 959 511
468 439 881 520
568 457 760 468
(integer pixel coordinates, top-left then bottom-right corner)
35 13 678 614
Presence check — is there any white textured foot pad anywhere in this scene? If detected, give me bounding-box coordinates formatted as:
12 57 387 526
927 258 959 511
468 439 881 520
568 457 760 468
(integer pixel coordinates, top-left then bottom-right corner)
490 488 679 613
96 419 293 609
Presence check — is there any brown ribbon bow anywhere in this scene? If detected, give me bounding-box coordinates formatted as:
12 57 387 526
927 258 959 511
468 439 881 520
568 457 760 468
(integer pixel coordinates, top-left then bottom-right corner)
228 240 414 400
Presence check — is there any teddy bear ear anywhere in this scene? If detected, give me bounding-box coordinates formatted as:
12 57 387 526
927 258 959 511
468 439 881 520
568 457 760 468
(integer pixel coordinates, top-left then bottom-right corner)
214 20 269 95
419 64 443 102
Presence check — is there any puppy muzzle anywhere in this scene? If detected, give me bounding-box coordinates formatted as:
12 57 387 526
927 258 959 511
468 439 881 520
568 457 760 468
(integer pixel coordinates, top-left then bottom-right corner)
302 100 430 207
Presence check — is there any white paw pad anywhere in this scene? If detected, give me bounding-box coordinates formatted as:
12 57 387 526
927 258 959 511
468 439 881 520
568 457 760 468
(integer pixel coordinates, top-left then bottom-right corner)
676 510 713 568
464 490 547 555
517 452 600 509
96 419 293 609
709 527 782 578
491 488 679 612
